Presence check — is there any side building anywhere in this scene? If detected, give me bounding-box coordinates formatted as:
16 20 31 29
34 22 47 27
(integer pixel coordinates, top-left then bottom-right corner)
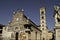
0 24 5 40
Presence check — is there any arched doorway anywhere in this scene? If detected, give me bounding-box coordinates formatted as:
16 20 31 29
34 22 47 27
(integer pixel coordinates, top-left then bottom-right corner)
15 32 18 40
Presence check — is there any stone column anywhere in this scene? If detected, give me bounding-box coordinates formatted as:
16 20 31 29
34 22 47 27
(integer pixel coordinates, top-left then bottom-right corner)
31 31 36 40
35 32 37 40
40 33 42 40
25 33 29 40
37 32 40 40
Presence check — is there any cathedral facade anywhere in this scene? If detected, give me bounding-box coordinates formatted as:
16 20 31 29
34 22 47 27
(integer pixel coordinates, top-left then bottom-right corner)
1 7 53 40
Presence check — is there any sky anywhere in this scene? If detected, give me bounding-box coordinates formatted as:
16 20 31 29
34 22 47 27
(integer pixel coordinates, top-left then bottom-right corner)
0 0 60 31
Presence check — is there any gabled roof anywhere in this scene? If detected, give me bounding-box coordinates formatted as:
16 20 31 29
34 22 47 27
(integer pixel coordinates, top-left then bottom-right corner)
23 14 42 32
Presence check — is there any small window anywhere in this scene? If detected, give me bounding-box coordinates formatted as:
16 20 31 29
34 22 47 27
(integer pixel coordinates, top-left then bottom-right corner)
42 28 44 30
15 27 18 30
42 16 44 19
42 21 44 23
42 25 44 27
41 11 44 15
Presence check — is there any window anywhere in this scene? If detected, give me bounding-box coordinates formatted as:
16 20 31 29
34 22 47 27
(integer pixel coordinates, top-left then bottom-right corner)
42 21 44 23
42 28 44 30
15 27 18 30
41 11 44 15
42 25 44 27
42 16 44 19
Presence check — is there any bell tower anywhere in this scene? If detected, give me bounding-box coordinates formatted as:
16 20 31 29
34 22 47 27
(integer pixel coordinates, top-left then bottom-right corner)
40 7 48 40
40 7 46 29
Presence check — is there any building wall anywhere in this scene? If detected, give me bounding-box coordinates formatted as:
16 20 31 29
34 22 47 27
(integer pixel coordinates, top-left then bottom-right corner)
0 24 5 40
